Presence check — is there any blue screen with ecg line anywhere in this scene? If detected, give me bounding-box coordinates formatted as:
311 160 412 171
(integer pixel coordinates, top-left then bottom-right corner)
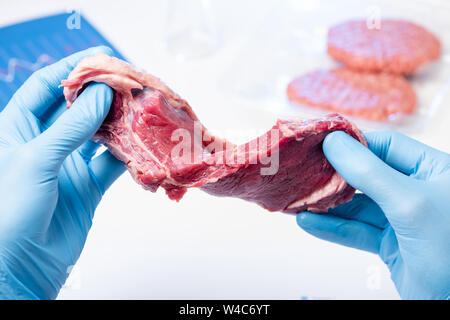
0 12 125 111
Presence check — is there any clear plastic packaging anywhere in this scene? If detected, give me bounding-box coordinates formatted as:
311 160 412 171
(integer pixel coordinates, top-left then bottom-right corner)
220 0 450 133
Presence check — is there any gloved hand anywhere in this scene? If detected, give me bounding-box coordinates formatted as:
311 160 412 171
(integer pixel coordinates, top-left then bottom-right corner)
0 46 125 299
297 130 450 300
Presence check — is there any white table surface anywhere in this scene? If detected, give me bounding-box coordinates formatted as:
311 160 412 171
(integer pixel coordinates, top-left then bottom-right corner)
2 0 449 299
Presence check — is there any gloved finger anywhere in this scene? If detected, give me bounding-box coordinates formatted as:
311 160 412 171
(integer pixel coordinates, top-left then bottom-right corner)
39 99 67 131
78 140 101 161
377 226 400 270
5 46 113 121
323 131 408 209
365 131 450 179
328 193 389 229
297 212 382 254
89 150 126 194
30 83 113 170
0 105 42 145
0 97 65 146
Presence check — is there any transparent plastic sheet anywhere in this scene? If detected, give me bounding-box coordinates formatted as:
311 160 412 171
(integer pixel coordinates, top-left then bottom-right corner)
219 0 450 133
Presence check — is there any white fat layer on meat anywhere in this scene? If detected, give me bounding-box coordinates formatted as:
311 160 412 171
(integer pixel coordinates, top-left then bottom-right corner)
287 172 346 211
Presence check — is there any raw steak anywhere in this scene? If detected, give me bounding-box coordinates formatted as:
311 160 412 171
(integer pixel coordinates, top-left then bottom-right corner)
327 19 441 75
287 68 416 121
61 54 367 213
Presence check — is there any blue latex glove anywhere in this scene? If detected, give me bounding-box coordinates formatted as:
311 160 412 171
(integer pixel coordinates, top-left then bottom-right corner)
297 130 450 300
0 46 125 299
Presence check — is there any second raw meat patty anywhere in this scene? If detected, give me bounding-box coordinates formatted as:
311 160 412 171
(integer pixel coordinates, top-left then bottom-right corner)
287 68 416 121
327 19 441 75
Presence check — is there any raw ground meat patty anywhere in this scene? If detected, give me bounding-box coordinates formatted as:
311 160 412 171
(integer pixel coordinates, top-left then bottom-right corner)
62 54 368 213
327 19 441 75
287 68 416 121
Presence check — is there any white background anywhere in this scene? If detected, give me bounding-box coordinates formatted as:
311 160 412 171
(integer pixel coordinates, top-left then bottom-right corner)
1 0 450 299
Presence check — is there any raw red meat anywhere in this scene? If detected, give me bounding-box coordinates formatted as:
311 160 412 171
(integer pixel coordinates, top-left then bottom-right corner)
62 54 367 213
287 68 416 121
327 19 441 75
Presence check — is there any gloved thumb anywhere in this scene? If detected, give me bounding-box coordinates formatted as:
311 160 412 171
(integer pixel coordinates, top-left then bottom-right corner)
31 83 113 171
323 131 409 210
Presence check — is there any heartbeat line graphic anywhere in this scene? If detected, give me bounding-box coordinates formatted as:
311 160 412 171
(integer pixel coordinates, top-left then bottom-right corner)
0 54 53 83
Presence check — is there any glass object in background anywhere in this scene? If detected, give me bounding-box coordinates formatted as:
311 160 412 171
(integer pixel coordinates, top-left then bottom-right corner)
164 0 219 61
